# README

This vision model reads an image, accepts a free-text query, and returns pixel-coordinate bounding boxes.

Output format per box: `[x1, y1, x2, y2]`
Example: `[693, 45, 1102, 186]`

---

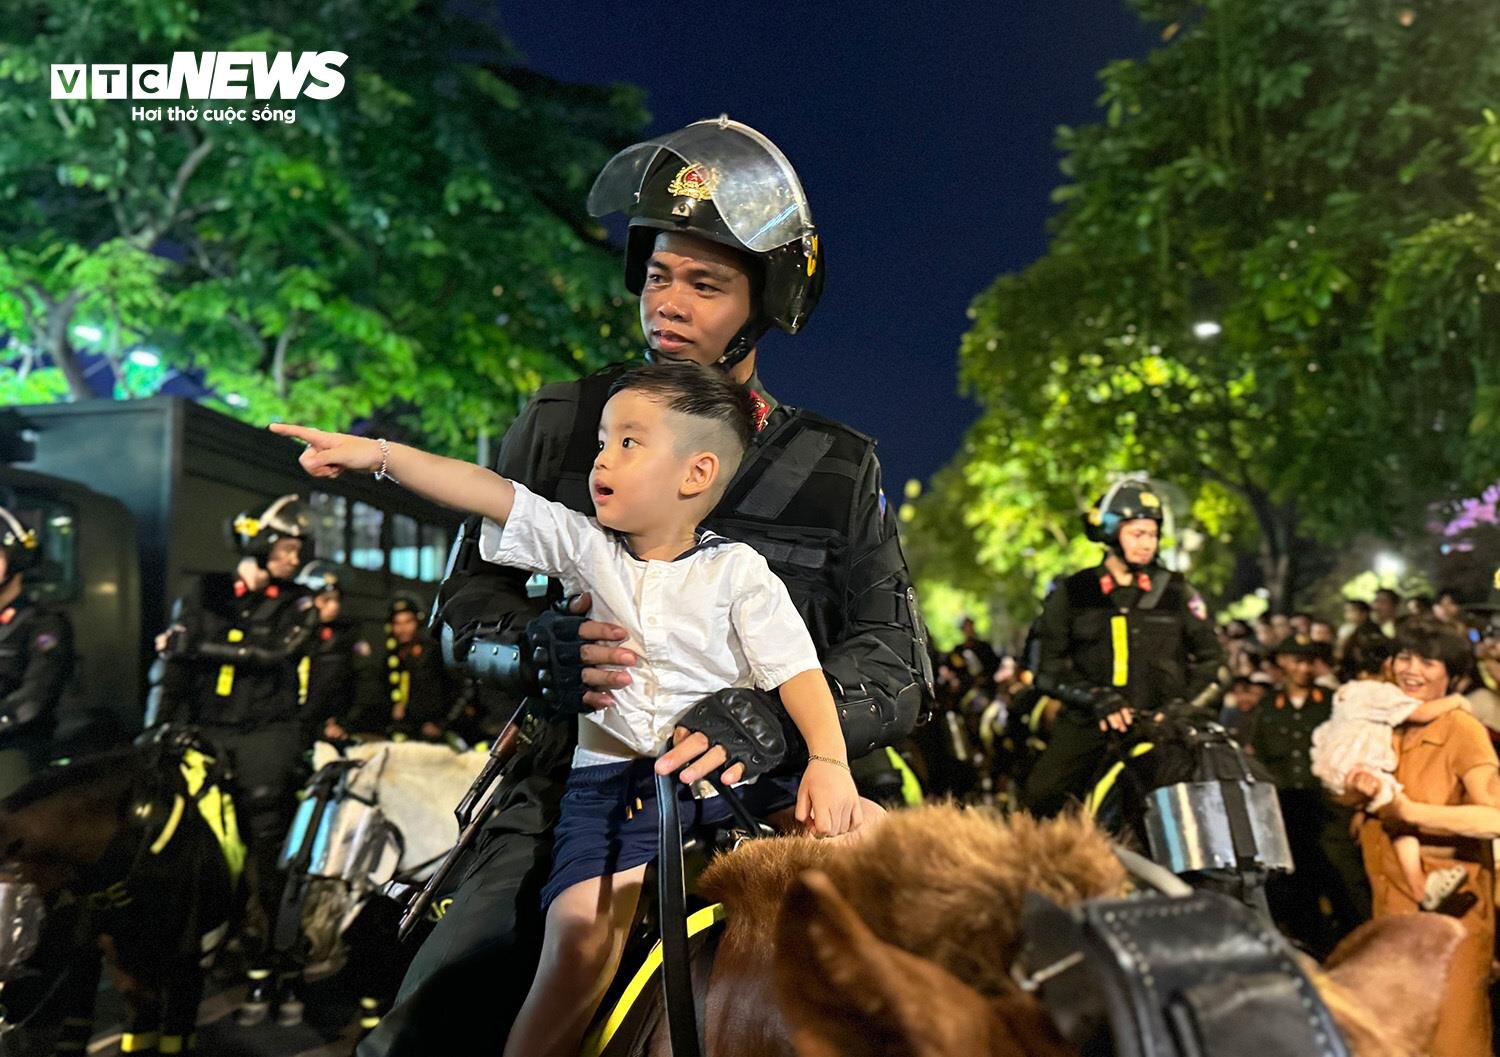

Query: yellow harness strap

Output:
[148, 795, 186, 855]
[580, 904, 726, 1057]
[1085, 742, 1155, 817]
[886, 746, 923, 806]
[178, 749, 248, 887]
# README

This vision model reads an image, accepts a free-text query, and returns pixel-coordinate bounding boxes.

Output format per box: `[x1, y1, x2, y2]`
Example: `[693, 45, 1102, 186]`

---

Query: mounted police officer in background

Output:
[148, 493, 319, 1022]
[1021, 477, 1223, 817]
[360, 115, 933, 1056]
[0, 505, 74, 798]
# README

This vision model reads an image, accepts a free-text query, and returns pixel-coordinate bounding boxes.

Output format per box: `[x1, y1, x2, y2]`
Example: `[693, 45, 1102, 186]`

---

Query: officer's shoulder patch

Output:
[32, 632, 59, 653]
[353, 641, 372, 658]
[1188, 592, 1208, 621]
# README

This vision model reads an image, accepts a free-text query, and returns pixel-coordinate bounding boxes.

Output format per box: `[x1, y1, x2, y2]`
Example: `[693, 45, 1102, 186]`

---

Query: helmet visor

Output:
[587, 118, 813, 253]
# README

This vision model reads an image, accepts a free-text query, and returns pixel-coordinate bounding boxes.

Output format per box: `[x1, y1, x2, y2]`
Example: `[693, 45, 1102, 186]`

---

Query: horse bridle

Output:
[1011, 845, 1352, 1057]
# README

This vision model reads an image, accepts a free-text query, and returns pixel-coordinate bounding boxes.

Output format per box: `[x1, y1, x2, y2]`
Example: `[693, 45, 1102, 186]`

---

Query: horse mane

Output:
[701, 803, 1127, 998]
[1, 746, 143, 812]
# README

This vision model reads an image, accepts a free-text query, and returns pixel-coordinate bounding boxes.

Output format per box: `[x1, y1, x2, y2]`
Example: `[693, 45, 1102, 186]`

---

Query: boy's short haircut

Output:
[608, 362, 757, 476]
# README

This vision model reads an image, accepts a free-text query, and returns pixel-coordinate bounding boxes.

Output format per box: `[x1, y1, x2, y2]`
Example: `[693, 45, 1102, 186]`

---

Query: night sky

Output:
[497, 2, 1154, 493]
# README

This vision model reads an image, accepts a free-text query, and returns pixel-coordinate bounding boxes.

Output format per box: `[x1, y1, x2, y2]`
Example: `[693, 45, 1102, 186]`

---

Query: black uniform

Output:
[383, 628, 455, 740]
[304, 617, 375, 741]
[1021, 563, 1223, 817]
[152, 573, 318, 924]
[360, 365, 932, 1056]
[0, 593, 73, 797]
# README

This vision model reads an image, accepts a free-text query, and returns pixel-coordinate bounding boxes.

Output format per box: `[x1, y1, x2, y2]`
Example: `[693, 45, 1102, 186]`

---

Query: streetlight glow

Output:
[1192, 320, 1222, 340]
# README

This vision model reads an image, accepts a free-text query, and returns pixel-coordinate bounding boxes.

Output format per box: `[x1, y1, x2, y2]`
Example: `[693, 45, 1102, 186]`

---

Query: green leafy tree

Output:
[923, 0, 1500, 617]
[0, 1, 645, 453]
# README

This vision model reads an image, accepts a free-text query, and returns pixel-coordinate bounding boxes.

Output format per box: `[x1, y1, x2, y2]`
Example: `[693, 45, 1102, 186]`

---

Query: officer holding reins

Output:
[360, 115, 933, 1055]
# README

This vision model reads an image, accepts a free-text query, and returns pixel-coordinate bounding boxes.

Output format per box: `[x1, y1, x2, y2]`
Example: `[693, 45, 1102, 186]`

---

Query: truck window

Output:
[390, 513, 420, 579]
[309, 492, 347, 564]
[350, 501, 384, 571]
[8, 491, 78, 603]
[420, 524, 449, 582]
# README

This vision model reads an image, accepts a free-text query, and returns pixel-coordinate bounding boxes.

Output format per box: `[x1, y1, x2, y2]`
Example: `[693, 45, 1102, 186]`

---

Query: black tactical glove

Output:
[523, 608, 590, 717]
[676, 687, 792, 781]
[1089, 687, 1133, 723]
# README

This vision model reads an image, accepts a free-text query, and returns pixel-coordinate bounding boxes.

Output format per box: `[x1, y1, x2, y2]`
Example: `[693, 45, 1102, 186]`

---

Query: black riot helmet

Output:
[1083, 476, 1166, 568]
[587, 115, 824, 373]
[0, 505, 39, 585]
[297, 560, 342, 598]
[230, 494, 314, 567]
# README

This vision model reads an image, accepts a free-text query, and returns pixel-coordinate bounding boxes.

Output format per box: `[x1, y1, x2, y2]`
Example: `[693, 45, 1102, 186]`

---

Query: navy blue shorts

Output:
[540, 757, 799, 911]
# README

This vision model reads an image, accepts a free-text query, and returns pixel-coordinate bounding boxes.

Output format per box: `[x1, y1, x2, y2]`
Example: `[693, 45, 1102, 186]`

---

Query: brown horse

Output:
[0, 738, 243, 1055]
[666, 804, 1463, 1057]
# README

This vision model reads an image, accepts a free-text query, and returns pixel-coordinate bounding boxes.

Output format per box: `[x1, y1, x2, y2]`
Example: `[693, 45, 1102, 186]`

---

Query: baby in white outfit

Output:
[1311, 678, 1466, 910]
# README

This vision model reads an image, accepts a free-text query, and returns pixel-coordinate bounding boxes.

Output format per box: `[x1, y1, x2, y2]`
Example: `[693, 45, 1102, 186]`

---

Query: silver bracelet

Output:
[374, 438, 399, 483]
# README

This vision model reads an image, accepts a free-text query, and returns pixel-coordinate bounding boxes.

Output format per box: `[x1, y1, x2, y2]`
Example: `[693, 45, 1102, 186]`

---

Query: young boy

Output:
[272, 362, 860, 1055]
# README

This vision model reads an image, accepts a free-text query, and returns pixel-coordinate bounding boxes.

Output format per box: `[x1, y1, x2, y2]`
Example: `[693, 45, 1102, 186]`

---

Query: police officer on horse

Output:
[148, 494, 320, 1021]
[359, 115, 933, 1055]
[1021, 477, 1223, 817]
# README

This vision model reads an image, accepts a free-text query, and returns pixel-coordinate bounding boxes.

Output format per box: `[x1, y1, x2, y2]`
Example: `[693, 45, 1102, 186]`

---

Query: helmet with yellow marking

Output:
[1083, 478, 1166, 549]
[588, 115, 824, 371]
[230, 494, 314, 565]
[0, 505, 39, 581]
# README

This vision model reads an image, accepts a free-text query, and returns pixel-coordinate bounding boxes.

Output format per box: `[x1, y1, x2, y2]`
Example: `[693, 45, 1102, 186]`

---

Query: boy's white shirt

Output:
[478, 482, 822, 765]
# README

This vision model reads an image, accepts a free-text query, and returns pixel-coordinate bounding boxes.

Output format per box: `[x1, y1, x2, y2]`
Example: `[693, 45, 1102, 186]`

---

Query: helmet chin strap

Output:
[713, 316, 769, 374]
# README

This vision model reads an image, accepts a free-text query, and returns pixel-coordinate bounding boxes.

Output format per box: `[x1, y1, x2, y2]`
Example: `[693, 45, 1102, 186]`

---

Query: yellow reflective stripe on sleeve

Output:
[1027, 697, 1050, 733]
[226, 628, 244, 643]
[1110, 615, 1129, 687]
[150, 795, 186, 854]
[159, 1034, 185, 1054]
[215, 664, 235, 696]
[1085, 742, 1155, 817]
[121, 1032, 160, 1052]
[298, 654, 310, 705]
[579, 904, 725, 1057]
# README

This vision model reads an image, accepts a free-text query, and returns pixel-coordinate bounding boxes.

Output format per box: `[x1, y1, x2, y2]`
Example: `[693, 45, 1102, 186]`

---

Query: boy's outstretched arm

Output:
[269, 423, 515, 523]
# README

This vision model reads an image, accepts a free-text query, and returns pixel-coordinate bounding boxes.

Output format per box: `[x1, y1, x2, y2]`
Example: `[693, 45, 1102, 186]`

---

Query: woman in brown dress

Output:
[1348, 617, 1496, 1057]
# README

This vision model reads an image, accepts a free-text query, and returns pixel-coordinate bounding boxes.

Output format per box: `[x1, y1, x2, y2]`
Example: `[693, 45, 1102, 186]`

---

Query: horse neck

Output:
[0, 773, 132, 892]
[353, 748, 480, 867]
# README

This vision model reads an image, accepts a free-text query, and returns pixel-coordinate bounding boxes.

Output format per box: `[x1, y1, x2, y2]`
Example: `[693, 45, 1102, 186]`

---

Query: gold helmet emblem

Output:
[666, 163, 720, 202]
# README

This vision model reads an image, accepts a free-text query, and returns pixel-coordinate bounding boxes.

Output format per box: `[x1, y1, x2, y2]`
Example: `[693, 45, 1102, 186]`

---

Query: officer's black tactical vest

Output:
[547, 366, 872, 662]
[1060, 566, 1195, 712]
